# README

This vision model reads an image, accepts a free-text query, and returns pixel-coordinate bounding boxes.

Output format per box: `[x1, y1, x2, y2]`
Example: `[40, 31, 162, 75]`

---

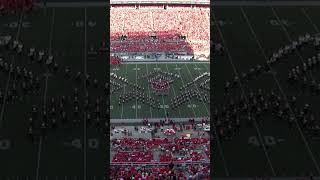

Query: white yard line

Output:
[120, 64, 128, 119]
[301, 8, 320, 33]
[145, 64, 153, 118]
[269, 6, 316, 82]
[278, 6, 320, 174]
[154, 64, 167, 117]
[221, 8, 276, 175]
[83, 7, 88, 180]
[174, 63, 197, 118]
[0, 12, 23, 128]
[36, 8, 56, 180]
[135, 64, 138, 119]
[165, 64, 182, 118]
[241, 6, 320, 175]
[43, 8, 55, 104]
[212, 11, 272, 177]
[184, 64, 210, 116]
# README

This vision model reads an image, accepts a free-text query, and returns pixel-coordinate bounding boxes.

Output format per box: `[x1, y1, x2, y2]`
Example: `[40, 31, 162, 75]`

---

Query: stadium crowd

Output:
[111, 137, 209, 163]
[110, 5, 210, 56]
[110, 119, 210, 179]
[110, 164, 210, 179]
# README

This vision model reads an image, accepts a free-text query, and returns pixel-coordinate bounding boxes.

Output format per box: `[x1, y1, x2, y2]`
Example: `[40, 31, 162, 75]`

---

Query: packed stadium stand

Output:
[110, 122, 211, 179]
[110, 4, 210, 61]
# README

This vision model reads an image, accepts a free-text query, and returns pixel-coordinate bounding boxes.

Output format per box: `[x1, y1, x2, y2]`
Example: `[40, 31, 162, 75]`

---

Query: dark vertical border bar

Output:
[210, 1, 214, 179]
[106, 0, 110, 179]
[84, 7, 88, 180]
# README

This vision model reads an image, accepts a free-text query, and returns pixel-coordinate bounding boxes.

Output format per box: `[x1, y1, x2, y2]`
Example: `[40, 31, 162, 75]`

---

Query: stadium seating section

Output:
[110, 5, 210, 56]
[111, 137, 209, 163]
[110, 136, 210, 179]
[110, 165, 210, 179]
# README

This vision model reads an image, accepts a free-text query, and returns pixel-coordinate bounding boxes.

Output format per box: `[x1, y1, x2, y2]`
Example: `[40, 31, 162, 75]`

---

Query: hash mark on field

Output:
[131, 105, 141, 109]
[166, 64, 182, 118]
[187, 104, 198, 108]
[216, 20, 233, 26]
[269, 19, 295, 27]
[160, 105, 169, 109]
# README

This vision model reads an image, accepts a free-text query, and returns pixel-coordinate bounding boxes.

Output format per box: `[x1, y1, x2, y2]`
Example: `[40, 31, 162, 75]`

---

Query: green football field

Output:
[110, 62, 210, 120]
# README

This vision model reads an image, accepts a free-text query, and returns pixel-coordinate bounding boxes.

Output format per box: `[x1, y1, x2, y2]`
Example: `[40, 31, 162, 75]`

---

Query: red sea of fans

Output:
[111, 131, 210, 178]
[110, 165, 210, 179]
[110, 55, 122, 65]
[112, 137, 209, 163]
[110, 5, 210, 55]
[110, 117, 210, 179]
